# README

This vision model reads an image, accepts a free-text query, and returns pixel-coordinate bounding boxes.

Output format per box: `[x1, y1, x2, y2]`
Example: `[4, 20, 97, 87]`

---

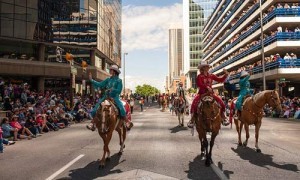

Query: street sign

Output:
[71, 66, 77, 75]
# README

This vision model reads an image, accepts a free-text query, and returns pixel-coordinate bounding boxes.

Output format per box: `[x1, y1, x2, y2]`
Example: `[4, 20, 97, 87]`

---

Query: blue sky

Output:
[122, 0, 183, 92]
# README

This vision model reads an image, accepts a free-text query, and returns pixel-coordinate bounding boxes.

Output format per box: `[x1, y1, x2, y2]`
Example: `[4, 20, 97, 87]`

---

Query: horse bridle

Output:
[199, 99, 220, 122]
[269, 91, 281, 109]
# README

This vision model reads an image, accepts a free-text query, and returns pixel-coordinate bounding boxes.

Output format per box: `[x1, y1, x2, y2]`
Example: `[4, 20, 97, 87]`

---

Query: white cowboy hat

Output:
[198, 61, 211, 69]
[240, 71, 249, 77]
[109, 65, 121, 74]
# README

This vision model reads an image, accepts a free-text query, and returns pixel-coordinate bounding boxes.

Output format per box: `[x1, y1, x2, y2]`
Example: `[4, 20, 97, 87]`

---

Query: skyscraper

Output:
[183, 0, 218, 89]
[168, 28, 184, 92]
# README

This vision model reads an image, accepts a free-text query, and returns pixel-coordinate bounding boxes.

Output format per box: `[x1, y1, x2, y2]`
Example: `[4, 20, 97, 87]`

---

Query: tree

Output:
[188, 87, 197, 94]
[135, 84, 160, 97]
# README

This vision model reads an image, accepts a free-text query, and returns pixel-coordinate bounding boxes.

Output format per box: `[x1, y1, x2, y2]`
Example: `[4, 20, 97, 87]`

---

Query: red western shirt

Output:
[197, 73, 228, 94]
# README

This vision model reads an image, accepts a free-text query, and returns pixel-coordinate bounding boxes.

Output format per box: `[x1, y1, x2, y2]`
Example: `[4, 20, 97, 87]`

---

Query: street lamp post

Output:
[123, 52, 128, 95]
[260, 0, 266, 90]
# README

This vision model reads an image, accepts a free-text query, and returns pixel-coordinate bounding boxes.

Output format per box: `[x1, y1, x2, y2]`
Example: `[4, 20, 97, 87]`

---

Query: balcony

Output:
[207, 8, 300, 65]
[210, 32, 300, 74]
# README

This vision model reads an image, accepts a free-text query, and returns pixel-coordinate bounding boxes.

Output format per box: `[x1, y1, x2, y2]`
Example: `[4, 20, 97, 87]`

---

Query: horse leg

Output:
[255, 122, 262, 153]
[203, 136, 210, 167]
[182, 113, 184, 126]
[238, 121, 244, 146]
[117, 123, 125, 155]
[243, 123, 250, 147]
[99, 133, 108, 169]
[234, 119, 240, 144]
[207, 132, 217, 166]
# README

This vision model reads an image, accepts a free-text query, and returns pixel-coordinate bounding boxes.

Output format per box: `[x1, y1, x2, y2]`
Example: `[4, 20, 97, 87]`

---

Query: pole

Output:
[260, 0, 266, 90]
[123, 52, 128, 95]
[70, 62, 74, 109]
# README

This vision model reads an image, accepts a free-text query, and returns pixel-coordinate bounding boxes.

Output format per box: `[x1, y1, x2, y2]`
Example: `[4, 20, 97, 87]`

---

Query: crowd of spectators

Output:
[0, 79, 94, 153]
[205, 2, 300, 62]
[264, 96, 300, 119]
[210, 25, 300, 72]
[226, 53, 298, 77]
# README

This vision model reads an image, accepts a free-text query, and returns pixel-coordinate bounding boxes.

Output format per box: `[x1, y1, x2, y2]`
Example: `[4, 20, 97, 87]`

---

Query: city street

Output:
[1, 103, 300, 180]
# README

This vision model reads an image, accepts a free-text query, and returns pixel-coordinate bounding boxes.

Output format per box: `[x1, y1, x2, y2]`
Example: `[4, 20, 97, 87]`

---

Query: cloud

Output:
[122, 75, 165, 93]
[122, 3, 183, 52]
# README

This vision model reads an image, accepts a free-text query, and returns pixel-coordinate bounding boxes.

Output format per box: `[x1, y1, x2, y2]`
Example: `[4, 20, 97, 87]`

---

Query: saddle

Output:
[99, 98, 119, 117]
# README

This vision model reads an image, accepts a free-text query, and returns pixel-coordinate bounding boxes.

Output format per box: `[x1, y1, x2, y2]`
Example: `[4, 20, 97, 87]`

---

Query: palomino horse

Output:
[94, 99, 127, 168]
[174, 97, 186, 126]
[195, 94, 222, 166]
[232, 90, 282, 152]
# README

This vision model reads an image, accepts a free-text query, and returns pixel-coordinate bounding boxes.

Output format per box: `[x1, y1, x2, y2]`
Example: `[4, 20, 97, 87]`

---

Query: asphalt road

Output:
[1, 102, 300, 180]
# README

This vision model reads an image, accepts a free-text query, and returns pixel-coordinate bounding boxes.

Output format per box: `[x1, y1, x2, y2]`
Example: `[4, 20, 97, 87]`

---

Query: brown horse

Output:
[160, 96, 168, 112]
[94, 99, 127, 168]
[233, 90, 282, 152]
[195, 95, 222, 166]
[173, 97, 186, 126]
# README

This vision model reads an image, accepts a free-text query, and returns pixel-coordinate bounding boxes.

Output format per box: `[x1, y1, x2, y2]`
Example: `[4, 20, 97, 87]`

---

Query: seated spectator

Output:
[36, 114, 50, 133]
[24, 116, 41, 136]
[1, 118, 27, 141]
[10, 115, 34, 139]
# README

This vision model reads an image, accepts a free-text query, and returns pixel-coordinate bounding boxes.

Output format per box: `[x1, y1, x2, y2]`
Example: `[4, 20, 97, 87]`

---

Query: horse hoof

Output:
[243, 142, 247, 147]
[256, 149, 261, 153]
[118, 151, 123, 156]
[98, 165, 105, 169]
[238, 142, 242, 146]
[205, 159, 211, 167]
[106, 157, 111, 162]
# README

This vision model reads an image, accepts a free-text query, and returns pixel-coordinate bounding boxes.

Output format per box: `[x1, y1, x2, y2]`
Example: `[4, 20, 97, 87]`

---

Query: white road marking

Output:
[45, 154, 85, 180]
[211, 163, 229, 180]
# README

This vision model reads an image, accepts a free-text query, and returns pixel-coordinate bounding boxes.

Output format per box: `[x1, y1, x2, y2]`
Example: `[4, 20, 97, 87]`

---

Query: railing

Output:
[207, 7, 300, 65]
[204, 3, 260, 59]
[53, 17, 97, 21]
[203, 0, 245, 46]
[53, 38, 97, 42]
[53, 27, 97, 32]
[203, 0, 223, 29]
[210, 32, 300, 73]
[226, 59, 300, 81]
[203, 0, 232, 37]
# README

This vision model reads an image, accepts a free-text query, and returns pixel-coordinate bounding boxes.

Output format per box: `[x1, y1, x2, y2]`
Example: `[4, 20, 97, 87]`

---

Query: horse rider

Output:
[176, 82, 189, 108]
[86, 65, 133, 131]
[235, 70, 254, 118]
[188, 61, 230, 127]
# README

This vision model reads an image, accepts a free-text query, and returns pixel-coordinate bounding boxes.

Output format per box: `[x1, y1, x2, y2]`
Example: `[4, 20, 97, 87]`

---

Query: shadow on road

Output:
[57, 153, 125, 180]
[169, 125, 188, 133]
[217, 161, 234, 179]
[185, 155, 221, 180]
[231, 147, 299, 172]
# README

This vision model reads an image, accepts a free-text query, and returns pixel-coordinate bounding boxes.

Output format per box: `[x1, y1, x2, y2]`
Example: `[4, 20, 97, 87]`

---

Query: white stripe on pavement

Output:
[45, 154, 85, 180]
[211, 163, 229, 180]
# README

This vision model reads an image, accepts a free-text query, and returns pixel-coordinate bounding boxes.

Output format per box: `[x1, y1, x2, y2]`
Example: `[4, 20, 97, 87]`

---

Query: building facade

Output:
[183, 0, 219, 89]
[202, 0, 300, 97]
[168, 28, 184, 92]
[0, 0, 121, 93]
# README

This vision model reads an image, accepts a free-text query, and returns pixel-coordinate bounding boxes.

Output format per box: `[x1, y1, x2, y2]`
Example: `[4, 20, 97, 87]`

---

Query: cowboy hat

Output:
[240, 71, 249, 77]
[12, 114, 19, 118]
[198, 61, 211, 69]
[109, 65, 121, 74]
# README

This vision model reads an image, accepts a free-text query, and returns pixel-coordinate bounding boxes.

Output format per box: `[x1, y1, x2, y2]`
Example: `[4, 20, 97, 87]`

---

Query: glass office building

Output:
[183, 0, 218, 89]
[0, 0, 122, 92]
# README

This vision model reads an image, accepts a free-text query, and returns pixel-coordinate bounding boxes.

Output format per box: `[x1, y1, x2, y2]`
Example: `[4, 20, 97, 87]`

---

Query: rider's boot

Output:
[188, 113, 196, 128]
[121, 116, 134, 131]
[221, 111, 230, 126]
[86, 122, 96, 131]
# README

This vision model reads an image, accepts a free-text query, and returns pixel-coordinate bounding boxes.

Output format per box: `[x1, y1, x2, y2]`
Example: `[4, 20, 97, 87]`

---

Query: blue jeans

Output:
[0, 138, 3, 152]
[91, 97, 126, 118]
